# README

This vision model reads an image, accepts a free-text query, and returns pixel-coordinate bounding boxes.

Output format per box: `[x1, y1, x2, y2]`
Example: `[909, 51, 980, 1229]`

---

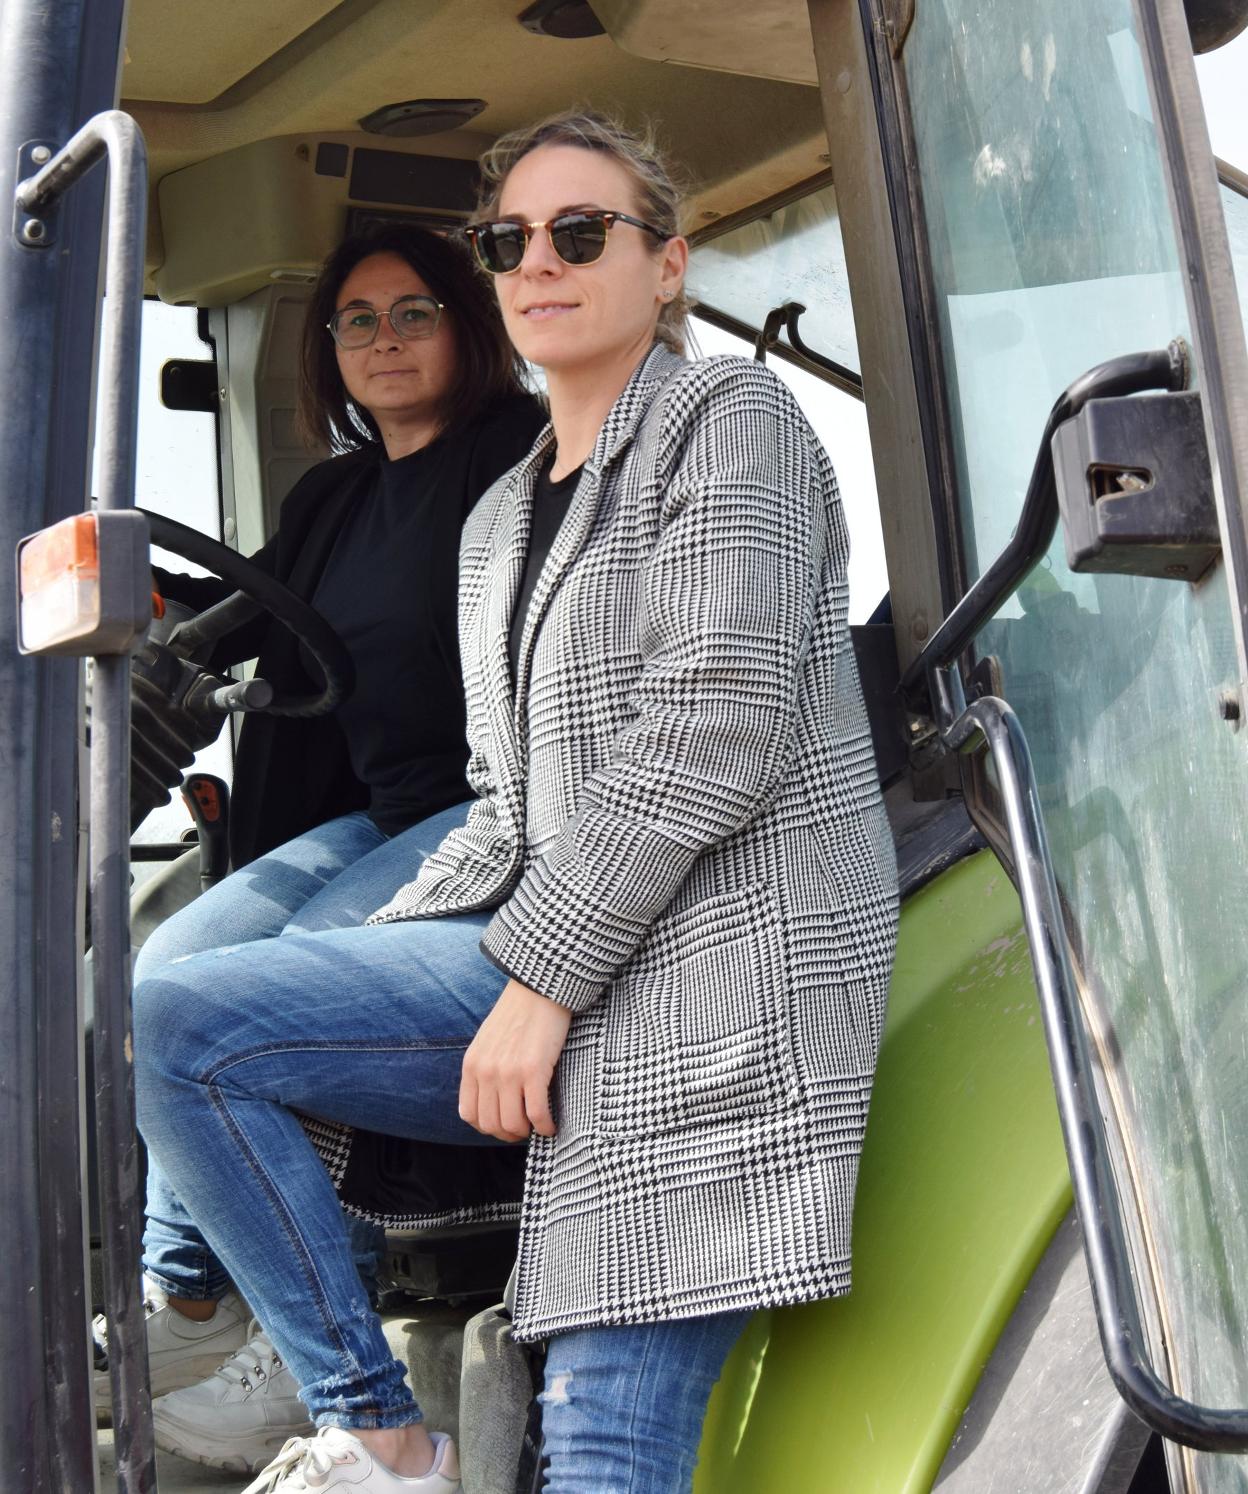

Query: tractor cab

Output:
[2, 1, 1247, 1491]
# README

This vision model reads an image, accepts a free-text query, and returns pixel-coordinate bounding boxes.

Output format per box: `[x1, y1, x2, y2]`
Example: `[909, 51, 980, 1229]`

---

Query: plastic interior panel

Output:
[693, 848, 1072, 1492]
[593, 0, 820, 84]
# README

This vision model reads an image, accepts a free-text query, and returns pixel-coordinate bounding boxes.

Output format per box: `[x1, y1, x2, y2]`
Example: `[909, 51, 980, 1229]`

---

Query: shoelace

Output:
[241, 1430, 359, 1493]
[215, 1325, 283, 1393]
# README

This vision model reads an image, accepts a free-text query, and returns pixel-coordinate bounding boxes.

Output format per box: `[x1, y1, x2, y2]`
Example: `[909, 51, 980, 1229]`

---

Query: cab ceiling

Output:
[123, 0, 829, 284]
[123, 0, 344, 104]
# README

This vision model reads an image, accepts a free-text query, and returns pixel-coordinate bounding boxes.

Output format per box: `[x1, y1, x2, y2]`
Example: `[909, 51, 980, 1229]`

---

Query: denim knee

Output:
[131, 965, 215, 1138]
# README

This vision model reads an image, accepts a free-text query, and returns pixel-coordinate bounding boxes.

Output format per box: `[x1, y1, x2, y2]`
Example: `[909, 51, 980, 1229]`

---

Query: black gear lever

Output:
[180, 773, 230, 890]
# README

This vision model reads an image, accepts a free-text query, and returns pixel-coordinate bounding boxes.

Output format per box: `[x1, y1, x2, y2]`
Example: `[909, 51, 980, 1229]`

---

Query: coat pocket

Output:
[597, 882, 801, 1137]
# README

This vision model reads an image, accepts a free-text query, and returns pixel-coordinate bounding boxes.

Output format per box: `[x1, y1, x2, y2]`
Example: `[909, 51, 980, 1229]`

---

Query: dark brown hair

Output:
[298, 222, 529, 451]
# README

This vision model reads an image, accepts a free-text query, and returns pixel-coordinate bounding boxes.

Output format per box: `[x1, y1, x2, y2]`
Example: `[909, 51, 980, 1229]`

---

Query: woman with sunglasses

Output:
[119, 224, 542, 1464]
[133, 112, 898, 1494]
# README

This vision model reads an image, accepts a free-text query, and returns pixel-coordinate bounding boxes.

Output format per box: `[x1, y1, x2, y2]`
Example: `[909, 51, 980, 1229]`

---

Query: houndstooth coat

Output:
[367, 343, 899, 1341]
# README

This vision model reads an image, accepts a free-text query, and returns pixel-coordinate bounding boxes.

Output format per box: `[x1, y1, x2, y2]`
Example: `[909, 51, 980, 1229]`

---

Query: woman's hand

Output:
[459, 978, 573, 1142]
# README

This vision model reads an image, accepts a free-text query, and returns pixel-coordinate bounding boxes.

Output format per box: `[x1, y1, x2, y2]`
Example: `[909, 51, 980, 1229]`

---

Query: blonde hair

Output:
[477, 109, 689, 355]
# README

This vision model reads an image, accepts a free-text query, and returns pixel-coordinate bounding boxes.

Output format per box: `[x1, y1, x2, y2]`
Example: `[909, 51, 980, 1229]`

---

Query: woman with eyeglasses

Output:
[119, 224, 542, 1464]
[144, 223, 543, 887]
[133, 112, 898, 1494]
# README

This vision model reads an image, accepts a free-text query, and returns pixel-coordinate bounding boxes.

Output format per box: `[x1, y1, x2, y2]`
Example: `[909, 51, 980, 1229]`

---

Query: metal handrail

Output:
[754, 300, 864, 398]
[899, 343, 1189, 707]
[942, 682, 1248, 1451]
[17, 110, 157, 1492]
[691, 296, 865, 401]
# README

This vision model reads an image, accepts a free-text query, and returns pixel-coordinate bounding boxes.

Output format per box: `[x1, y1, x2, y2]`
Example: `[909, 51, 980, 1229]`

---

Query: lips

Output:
[519, 302, 577, 319]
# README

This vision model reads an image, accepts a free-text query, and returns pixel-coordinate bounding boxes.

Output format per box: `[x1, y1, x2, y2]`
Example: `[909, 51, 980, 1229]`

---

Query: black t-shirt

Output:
[308, 411, 541, 836]
[508, 457, 583, 682]
[154, 393, 545, 863]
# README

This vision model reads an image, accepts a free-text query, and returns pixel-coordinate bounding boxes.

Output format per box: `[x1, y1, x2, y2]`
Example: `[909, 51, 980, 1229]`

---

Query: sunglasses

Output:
[327, 294, 444, 350]
[463, 210, 668, 275]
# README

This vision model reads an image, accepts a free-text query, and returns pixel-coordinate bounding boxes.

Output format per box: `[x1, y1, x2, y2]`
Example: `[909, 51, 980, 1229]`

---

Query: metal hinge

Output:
[880, 0, 915, 55]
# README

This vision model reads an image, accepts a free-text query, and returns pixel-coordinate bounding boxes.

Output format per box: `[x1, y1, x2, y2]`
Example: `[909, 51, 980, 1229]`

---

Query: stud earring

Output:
[661, 289, 676, 300]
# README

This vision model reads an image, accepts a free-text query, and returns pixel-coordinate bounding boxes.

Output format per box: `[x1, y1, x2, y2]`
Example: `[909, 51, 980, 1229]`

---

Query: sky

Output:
[1195, 27, 1248, 166]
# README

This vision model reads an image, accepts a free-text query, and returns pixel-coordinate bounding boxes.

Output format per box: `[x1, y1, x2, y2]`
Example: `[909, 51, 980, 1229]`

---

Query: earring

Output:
[661, 289, 676, 300]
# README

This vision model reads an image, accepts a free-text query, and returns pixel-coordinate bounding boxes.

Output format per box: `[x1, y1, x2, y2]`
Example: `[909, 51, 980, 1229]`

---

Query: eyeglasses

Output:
[327, 294, 444, 349]
[463, 210, 668, 275]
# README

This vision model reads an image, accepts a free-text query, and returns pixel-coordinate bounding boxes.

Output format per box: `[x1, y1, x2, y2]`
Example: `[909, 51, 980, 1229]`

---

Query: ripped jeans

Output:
[539, 1312, 750, 1492]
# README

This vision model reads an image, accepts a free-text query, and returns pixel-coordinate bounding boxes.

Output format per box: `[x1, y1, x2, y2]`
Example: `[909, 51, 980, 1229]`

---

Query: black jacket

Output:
[157, 394, 545, 868]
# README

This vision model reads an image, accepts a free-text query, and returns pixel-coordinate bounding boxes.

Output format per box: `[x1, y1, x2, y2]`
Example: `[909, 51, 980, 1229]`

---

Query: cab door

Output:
[0, 0, 131, 1488]
[863, 0, 1248, 1488]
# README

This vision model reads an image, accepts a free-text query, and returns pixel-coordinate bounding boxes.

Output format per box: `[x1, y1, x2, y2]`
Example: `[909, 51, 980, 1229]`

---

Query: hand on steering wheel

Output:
[126, 510, 355, 831]
[142, 509, 354, 718]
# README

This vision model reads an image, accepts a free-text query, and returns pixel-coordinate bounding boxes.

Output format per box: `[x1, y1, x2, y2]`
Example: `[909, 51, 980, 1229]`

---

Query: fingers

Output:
[474, 1085, 509, 1144]
[460, 1050, 535, 1143]
[457, 1059, 480, 1134]
[475, 1067, 537, 1143]
[497, 1084, 531, 1143]
[458, 981, 571, 1142]
[525, 1075, 555, 1137]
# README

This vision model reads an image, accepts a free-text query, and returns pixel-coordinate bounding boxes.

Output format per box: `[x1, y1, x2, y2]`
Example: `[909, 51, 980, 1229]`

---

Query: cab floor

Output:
[97, 1430, 237, 1490]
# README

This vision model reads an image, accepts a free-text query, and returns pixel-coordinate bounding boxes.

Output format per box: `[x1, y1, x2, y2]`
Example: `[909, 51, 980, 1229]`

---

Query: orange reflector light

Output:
[19, 514, 104, 652]
[17, 510, 152, 656]
[20, 512, 100, 590]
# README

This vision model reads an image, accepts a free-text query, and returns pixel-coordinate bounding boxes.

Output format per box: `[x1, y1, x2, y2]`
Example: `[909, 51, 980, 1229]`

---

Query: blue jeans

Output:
[135, 805, 474, 1305]
[132, 798, 751, 1485]
[539, 1313, 749, 1492]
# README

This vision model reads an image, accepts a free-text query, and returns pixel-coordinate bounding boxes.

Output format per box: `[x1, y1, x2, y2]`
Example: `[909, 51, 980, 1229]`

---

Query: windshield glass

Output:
[686, 183, 859, 376]
[902, 1, 1248, 1478]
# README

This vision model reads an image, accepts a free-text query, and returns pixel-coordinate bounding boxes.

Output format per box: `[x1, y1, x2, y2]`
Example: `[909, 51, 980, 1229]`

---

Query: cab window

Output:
[102, 300, 233, 856]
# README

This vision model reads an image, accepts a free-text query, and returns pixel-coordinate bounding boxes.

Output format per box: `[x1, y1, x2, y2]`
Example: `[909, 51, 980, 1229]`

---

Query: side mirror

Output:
[1051, 388, 1220, 583]
[1183, 0, 1248, 54]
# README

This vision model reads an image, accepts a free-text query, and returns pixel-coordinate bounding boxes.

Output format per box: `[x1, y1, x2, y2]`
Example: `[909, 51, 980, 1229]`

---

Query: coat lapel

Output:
[480, 430, 554, 787]
[510, 463, 595, 734]
[510, 345, 687, 729]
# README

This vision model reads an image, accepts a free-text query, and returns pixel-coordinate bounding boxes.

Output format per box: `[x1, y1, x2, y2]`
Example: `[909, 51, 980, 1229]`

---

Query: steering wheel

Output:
[142, 509, 354, 719]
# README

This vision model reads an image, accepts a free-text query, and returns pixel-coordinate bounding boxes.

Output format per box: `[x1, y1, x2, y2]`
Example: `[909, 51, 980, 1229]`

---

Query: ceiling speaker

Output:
[358, 99, 488, 137]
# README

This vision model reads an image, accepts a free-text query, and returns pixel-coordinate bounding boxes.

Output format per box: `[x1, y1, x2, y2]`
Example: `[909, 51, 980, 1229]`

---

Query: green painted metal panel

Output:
[694, 848, 1072, 1492]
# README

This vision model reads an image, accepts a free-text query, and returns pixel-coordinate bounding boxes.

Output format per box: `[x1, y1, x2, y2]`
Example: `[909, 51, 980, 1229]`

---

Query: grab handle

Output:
[17, 109, 157, 1493]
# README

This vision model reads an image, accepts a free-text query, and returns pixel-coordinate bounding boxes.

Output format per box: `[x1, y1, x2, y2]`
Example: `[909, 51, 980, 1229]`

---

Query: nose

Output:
[372, 316, 403, 351]
[520, 224, 563, 277]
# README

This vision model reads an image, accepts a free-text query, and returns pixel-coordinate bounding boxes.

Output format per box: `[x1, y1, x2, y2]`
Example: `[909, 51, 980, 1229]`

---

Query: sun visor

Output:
[154, 133, 485, 307]
[593, 0, 819, 86]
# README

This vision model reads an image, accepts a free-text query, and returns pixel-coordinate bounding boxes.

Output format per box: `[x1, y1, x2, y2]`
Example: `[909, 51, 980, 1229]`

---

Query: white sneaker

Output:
[240, 1426, 461, 1492]
[152, 1323, 313, 1473]
[93, 1278, 249, 1421]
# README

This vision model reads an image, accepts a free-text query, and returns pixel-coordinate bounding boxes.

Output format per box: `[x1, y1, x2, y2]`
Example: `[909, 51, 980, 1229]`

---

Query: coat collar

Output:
[497, 341, 687, 485]
[583, 342, 687, 477]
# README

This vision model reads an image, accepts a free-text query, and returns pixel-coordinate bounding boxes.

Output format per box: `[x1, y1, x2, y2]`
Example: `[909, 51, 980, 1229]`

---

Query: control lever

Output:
[180, 774, 230, 891]
[202, 677, 274, 713]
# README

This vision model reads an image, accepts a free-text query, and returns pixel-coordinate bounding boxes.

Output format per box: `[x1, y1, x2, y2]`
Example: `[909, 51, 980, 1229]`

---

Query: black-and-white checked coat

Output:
[367, 343, 899, 1341]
